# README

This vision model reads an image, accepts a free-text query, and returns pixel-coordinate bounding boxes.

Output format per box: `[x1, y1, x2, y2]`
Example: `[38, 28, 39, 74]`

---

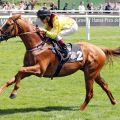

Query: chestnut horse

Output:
[0, 14, 120, 111]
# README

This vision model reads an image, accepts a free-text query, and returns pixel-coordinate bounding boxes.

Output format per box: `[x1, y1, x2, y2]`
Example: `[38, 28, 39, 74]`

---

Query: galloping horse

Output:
[0, 14, 120, 111]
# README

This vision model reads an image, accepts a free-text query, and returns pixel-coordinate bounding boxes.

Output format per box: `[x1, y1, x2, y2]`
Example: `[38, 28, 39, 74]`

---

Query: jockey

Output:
[36, 9, 78, 57]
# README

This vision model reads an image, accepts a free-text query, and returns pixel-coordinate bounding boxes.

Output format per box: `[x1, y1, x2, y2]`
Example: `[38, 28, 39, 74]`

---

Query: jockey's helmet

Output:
[37, 9, 51, 20]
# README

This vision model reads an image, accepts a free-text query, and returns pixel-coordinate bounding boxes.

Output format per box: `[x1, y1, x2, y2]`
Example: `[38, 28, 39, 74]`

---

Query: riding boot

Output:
[58, 39, 69, 59]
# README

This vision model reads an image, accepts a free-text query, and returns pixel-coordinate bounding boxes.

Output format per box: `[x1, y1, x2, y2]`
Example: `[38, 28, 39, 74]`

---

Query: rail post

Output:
[86, 14, 90, 40]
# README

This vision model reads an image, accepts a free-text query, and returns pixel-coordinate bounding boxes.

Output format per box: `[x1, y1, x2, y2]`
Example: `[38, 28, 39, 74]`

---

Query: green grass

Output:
[0, 26, 120, 120]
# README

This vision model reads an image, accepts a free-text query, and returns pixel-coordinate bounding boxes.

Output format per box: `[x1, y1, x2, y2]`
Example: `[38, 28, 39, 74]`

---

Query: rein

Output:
[0, 17, 39, 40]
[10, 18, 37, 37]
[27, 38, 48, 52]
[18, 30, 48, 52]
[0, 17, 48, 52]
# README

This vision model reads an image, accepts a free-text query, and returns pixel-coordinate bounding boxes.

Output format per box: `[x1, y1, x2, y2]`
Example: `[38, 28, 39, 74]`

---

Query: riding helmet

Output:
[37, 9, 51, 20]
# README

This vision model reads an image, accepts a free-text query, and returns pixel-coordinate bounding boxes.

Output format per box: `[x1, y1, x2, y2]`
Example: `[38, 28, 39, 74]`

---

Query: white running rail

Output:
[1, 9, 120, 40]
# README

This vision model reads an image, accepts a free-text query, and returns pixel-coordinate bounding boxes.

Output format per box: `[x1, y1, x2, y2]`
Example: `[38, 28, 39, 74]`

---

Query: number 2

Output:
[77, 51, 83, 61]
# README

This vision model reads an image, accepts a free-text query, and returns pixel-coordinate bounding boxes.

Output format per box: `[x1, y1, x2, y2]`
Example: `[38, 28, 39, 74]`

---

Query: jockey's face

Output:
[41, 16, 50, 24]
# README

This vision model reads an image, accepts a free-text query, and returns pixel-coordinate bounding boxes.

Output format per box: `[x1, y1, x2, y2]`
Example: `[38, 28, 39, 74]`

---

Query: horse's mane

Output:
[10, 14, 21, 20]
[10, 14, 36, 30]
[9, 14, 47, 45]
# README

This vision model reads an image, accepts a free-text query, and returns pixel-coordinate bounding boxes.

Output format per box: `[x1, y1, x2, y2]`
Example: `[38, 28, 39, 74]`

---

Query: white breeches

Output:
[56, 22, 78, 41]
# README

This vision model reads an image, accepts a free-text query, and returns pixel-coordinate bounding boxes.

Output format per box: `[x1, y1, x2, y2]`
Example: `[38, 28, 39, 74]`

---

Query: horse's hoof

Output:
[80, 104, 86, 111]
[112, 100, 117, 105]
[9, 94, 17, 99]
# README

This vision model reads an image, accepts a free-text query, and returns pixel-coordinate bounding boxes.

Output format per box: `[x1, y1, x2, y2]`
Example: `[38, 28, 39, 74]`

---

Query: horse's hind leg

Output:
[80, 62, 105, 111]
[80, 71, 95, 111]
[95, 74, 117, 105]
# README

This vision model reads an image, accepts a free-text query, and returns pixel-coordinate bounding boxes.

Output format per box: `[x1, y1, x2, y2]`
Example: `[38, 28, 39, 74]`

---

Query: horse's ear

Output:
[17, 14, 22, 19]
[11, 14, 22, 20]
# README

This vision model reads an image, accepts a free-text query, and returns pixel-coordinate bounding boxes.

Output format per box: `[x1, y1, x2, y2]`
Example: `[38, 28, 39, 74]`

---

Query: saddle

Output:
[49, 39, 83, 78]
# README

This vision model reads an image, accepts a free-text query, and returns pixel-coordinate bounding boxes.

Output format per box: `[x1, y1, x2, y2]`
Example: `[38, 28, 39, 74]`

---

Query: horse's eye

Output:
[3, 24, 10, 30]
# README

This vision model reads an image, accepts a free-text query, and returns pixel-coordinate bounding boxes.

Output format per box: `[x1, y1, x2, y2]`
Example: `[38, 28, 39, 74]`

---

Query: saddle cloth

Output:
[50, 41, 84, 78]
[66, 43, 83, 63]
[51, 43, 83, 63]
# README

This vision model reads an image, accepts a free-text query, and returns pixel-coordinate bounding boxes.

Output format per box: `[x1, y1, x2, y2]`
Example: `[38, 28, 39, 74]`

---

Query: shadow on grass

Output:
[0, 106, 79, 115]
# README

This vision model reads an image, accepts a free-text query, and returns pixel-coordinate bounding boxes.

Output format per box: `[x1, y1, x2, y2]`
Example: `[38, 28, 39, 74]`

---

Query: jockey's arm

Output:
[45, 17, 60, 39]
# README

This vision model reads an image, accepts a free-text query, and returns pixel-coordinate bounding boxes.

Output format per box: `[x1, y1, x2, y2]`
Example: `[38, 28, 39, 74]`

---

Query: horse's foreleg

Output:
[20, 64, 41, 75]
[0, 77, 15, 94]
[10, 64, 41, 99]
[95, 75, 117, 105]
[9, 72, 29, 99]
[0, 72, 28, 95]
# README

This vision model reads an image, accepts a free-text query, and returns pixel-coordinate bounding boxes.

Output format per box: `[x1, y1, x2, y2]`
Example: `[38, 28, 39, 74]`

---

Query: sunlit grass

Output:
[0, 26, 120, 120]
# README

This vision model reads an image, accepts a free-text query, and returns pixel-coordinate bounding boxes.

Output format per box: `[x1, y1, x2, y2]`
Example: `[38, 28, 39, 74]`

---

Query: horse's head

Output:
[0, 14, 28, 41]
[0, 14, 47, 50]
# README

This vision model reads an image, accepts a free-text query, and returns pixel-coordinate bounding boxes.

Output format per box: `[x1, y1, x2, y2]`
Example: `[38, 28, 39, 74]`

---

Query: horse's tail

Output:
[101, 47, 120, 59]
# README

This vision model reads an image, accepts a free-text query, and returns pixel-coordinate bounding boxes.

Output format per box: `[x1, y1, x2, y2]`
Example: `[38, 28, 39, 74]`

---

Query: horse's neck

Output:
[19, 24, 42, 50]
[20, 33, 41, 50]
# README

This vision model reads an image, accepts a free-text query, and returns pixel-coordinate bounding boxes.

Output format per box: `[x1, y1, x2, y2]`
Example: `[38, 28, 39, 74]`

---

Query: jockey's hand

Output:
[39, 28, 46, 35]
[35, 25, 40, 32]
[35, 26, 46, 36]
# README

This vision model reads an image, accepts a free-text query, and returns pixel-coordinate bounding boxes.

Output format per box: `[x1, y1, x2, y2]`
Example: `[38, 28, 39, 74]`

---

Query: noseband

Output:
[0, 18, 24, 41]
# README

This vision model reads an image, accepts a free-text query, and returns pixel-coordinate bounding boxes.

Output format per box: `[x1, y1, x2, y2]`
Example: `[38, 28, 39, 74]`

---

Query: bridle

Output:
[0, 18, 20, 41]
[0, 17, 38, 41]
[0, 17, 48, 52]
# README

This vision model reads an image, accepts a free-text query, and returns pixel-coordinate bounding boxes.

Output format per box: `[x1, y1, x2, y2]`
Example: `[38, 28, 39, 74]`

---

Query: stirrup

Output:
[62, 52, 69, 61]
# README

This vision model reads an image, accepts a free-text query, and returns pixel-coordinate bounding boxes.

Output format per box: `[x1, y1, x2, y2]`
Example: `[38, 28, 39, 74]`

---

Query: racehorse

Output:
[0, 14, 120, 111]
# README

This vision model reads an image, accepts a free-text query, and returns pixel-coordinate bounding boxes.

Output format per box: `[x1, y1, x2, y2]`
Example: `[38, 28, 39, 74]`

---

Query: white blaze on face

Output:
[1, 19, 8, 28]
